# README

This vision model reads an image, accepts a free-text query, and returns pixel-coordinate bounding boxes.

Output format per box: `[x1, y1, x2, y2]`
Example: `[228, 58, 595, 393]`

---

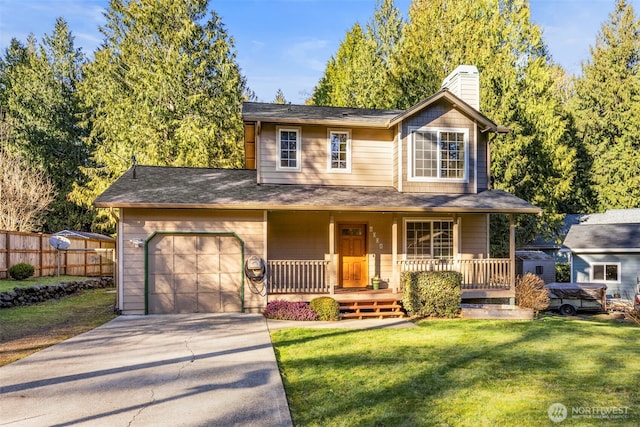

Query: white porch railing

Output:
[266, 258, 511, 294]
[398, 258, 511, 290]
[267, 260, 330, 293]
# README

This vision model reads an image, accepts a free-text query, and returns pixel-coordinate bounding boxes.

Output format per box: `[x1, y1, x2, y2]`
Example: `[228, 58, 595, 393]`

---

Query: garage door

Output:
[147, 233, 243, 314]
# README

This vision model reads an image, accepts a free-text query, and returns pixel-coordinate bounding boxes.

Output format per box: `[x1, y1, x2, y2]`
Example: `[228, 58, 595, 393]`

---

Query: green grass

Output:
[0, 287, 117, 366]
[0, 275, 91, 292]
[271, 317, 640, 426]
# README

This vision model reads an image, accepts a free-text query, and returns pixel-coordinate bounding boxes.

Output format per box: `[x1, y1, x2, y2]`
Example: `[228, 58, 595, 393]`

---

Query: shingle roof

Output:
[582, 209, 640, 225]
[563, 223, 640, 251]
[94, 166, 540, 213]
[242, 89, 508, 132]
[242, 102, 402, 128]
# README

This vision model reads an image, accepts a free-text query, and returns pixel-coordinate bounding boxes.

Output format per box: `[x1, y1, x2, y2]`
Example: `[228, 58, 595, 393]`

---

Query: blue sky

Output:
[0, 0, 632, 104]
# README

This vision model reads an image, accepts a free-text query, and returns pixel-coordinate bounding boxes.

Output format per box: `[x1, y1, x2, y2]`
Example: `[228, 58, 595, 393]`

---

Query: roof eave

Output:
[242, 116, 391, 128]
[94, 201, 541, 214]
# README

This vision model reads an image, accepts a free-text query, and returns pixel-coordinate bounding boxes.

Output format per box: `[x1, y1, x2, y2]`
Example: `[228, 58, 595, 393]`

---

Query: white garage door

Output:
[147, 233, 243, 314]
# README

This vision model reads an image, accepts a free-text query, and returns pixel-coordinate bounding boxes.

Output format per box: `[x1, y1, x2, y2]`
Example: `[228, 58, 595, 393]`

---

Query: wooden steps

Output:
[338, 299, 405, 319]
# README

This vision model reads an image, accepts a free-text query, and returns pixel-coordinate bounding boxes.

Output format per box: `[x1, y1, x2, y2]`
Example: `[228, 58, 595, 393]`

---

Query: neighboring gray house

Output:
[563, 209, 640, 301]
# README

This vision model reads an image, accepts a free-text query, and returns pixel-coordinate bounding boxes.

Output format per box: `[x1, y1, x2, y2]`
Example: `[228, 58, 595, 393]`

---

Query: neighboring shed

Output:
[515, 251, 555, 284]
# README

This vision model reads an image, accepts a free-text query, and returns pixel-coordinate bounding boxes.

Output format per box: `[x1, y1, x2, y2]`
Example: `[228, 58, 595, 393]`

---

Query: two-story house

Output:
[95, 65, 540, 315]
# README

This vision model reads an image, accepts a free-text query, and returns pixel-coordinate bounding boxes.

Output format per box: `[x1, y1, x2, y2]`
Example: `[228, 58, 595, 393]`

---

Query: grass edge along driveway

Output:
[271, 317, 640, 427]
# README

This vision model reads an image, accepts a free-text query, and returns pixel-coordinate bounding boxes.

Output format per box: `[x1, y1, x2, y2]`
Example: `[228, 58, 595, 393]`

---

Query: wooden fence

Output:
[0, 230, 115, 279]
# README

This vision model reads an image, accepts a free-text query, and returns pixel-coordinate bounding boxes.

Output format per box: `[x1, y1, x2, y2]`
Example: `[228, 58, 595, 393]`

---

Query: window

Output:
[591, 262, 621, 283]
[276, 127, 301, 171]
[408, 127, 468, 181]
[404, 219, 454, 259]
[328, 129, 351, 172]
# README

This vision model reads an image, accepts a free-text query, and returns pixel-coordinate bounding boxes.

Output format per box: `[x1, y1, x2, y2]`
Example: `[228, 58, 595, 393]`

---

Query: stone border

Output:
[0, 277, 114, 309]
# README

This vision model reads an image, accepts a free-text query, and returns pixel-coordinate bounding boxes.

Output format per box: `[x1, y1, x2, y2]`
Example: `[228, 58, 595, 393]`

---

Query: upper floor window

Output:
[328, 129, 351, 172]
[277, 127, 301, 171]
[408, 127, 468, 182]
[404, 219, 454, 259]
[590, 262, 621, 283]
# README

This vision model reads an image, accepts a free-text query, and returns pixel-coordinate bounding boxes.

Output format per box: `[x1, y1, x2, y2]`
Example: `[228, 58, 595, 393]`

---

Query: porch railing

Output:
[398, 258, 511, 290]
[268, 260, 330, 293]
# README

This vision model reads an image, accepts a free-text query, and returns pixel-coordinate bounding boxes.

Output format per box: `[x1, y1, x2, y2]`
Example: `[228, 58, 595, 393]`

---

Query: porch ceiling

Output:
[94, 166, 540, 214]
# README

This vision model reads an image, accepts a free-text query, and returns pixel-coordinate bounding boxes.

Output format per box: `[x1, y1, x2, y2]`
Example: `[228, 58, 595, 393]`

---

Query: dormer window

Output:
[276, 127, 301, 171]
[408, 127, 468, 182]
[327, 129, 351, 173]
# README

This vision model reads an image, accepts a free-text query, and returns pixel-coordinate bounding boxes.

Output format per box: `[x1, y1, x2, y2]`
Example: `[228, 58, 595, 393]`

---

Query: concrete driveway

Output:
[0, 313, 293, 427]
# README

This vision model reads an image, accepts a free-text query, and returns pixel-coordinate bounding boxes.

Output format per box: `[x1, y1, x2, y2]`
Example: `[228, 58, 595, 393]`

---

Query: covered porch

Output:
[265, 212, 520, 301]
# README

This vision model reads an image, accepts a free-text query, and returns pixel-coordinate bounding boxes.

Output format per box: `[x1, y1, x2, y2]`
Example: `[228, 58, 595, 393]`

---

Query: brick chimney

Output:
[441, 65, 480, 111]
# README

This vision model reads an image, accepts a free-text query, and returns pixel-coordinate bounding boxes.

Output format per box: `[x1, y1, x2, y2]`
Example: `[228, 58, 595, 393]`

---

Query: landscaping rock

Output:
[0, 277, 114, 309]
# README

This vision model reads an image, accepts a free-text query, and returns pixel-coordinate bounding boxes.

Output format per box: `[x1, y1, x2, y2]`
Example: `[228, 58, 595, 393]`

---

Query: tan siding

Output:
[268, 212, 330, 259]
[120, 208, 265, 315]
[459, 214, 489, 258]
[400, 101, 478, 194]
[477, 132, 488, 190]
[259, 123, 394, 186]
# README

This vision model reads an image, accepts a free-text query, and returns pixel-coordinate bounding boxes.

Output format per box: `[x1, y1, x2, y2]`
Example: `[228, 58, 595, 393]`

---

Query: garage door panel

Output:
[150, 236, 173, 252]
[197, 292, 221, 312]
[198, 273, 220, 292]
[220, 254, 242, 273]
[174, 274, 197, 293]
[219, 237, 242, 254]
[175, 293, 197, 313]
[221, 289, 242, 311]
[150, 254, 173, 274]
[197, 236, 220, 254]
[173, 254, 197, 273]
[197, 254, 220, 273]
[149, 274, 174, 293]
[173, 236, 196, 253]
[149, 293, 174, 314]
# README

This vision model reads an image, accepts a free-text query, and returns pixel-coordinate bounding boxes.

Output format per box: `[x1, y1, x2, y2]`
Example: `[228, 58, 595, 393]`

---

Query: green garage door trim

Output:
[144, 231, 245, 314]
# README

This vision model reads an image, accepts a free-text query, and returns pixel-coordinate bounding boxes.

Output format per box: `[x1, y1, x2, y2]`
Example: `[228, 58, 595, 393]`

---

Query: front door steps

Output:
[338, 298, 405, 319]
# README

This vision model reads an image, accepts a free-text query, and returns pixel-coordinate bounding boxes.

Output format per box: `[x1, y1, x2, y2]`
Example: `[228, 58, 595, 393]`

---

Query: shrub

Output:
[401, 271, 461, 318]
[515, 273, 550, 313]
[555, 263, 571, 282]
[310, 296, 340, 321]
[8, 263, 35, 280]
[263, 300, 319, 321]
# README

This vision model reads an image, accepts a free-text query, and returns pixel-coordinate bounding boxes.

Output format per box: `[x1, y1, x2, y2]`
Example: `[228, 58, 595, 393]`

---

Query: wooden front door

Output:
[339, 224, 368, 288]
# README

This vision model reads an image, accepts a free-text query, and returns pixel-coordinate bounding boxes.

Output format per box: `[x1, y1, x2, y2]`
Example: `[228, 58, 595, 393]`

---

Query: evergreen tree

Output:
[74, 0, 247, 230]
[310, 0, 402, 108]
[273, 88, 287, 104]
[389, 0, 583, 250]
[0, 19, 92, 232]
[572, 0, 640, 210]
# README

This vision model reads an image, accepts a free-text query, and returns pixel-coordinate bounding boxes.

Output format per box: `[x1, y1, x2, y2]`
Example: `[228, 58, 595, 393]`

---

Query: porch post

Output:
[392, 216, 398, 293]
[329, 214, 335, 294]
[509, 214, 516, 303]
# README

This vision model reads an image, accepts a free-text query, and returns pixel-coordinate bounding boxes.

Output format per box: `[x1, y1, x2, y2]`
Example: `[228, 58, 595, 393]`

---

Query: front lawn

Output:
[271, 317, 640, 426]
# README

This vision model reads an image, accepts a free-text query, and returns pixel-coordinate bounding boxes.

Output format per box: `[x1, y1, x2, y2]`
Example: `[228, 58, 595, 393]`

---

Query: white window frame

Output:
[407, 126, 469, 183]
[590, 262, 621, 283]
[403, 218, 455, 260]
[327, 129, 352, 173]
[276, 126, 301, 171]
